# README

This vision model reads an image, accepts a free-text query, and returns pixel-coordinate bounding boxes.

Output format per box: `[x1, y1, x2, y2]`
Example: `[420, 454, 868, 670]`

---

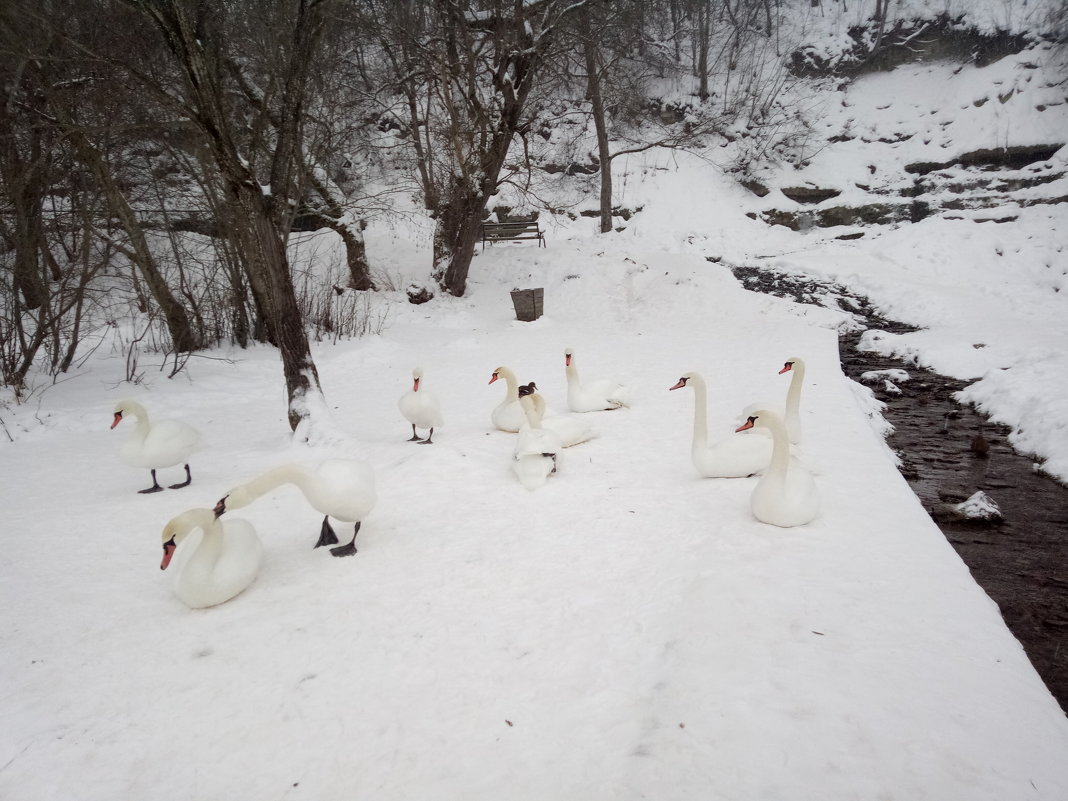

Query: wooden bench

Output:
[481, 219, 545, 250]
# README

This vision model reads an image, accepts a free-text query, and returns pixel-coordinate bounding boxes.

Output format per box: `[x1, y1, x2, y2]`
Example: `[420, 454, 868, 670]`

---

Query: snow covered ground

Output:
[3, 26, 1068, 801]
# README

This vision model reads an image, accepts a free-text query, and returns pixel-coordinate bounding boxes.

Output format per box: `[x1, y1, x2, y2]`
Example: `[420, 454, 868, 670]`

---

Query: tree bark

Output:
[0, 81, 49, 310]
[302, 169, 375, 291]
[581, 11, 614, 234]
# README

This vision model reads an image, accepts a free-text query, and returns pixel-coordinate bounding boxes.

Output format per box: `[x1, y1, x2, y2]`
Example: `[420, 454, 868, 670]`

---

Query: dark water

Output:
[730, 264, 1068, 713]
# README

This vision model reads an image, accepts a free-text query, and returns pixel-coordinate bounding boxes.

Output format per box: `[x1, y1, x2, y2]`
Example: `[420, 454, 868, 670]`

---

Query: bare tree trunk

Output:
[125, 0, 327, 431]
[302, 169, 375, 290]
[581, 12, 613, 234]
[323, 216, 374, 291]
[230, 187, 321, 429]
[696, 0, 713, 101]
[0, 84, 49, 310]
[432, 182, 484, 296]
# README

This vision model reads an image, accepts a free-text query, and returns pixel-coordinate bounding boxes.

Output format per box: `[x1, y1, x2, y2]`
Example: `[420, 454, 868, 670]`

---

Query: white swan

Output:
[742, 357, 805, 444]
[564, 348, 630, 412]
[669, 372, 772, 478]
[489, 366, 526, 432]
[512, 394, 562, 490]
[735, 409, 819, 527]
[111, 399, 203, 494]
[520, 392, 597, 448]
[213, 459, 376, 557]
[399, 367, 443, 443]
[160, 507, 262, 609]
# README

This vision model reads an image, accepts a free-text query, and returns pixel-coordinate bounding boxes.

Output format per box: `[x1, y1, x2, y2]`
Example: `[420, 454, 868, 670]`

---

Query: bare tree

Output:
[121, 0, 333, 431]
[377, 0, 589, 297]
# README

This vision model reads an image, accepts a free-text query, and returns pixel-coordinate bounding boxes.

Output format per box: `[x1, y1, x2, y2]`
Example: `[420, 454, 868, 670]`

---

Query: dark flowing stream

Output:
[729, 264, 1068, 713]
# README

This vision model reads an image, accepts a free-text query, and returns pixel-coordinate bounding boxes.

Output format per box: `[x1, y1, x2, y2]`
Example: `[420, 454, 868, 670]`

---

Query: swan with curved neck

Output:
[669, 372, 772, 477]
[160, 508, 262, 609]
[488, 366, 526, 432]
[564, 348, 630, 412]
[213, 459, 376, 558]
[735, 409, 819, 527]
[399, 367, 443, 443]
[111, 399, 202, 494]
[512, 394, 562, 489]
[520, 392, 597, 448]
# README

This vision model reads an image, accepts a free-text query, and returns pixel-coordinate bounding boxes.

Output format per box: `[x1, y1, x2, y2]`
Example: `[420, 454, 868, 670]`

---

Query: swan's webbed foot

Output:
[329, 522, 361, 558]
[407, 424, 422, 442]
[139, 469, 164, 494]
[314, 516, 339, 548]
[418, 428, 435, 445]
[168, 464, 193, 490]
[329, 541, 358, 557]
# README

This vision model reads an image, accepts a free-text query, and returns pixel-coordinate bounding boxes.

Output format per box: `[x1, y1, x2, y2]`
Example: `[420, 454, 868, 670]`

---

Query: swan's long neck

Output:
[565, 362, 579, 388]
[764, 414, 792, 477]
[688, 375, 709, 453]
[499, 368, 519, 401]
[782, 360, 804, 444]
[227, 464, 311, 509]
[785, 361, 805, 417]
[126, 402, 150, 439]
[168, 509, 221, 563]
[520, 395, 543, 429]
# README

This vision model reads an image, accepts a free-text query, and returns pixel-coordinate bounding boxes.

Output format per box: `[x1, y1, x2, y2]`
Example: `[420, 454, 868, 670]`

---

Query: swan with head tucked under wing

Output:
[111, 399, 203, 494]
[512, 394, 562, 490]
[735, 409, 819, 527]
[399, 367, 443, 443]
[488, 366, 527, 432]
[742, 358, 806, 445]
[519, 392, 597, 448]
[160, 507, 262, 609]
[564, 348, 630, 412]
[213, 459, 376, 558]
[669, 372, 773, 478]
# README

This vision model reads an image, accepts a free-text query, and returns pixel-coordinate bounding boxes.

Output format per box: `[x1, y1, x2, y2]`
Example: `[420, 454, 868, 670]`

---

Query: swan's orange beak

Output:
[488, 373, 499, 385]
[413, 378, 420, 391]
[735, 416, 757, 433]
[161, 537, 176, 570]
[111, 412, 123, 429]
[669, 378, 687, 391]
[565, 354, 572, 366]
[779, 362, 793, 374]
[213, 498, 227, 518]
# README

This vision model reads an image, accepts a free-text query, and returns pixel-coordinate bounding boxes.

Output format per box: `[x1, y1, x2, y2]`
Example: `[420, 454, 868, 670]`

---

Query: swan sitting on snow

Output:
[488, 366, 527, 432]
[111, 399, 203, 494]
[160, 507, 262, 609]
[213, 459, 376, 557]
[669, 372, 772, 478]
[735, 409, 819, 527]
[564, 348, 630, 412]
[399, 367, 443, 443]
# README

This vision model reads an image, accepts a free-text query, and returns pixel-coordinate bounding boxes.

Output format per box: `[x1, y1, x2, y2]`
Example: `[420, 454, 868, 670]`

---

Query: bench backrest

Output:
[482, 220, 540, 234]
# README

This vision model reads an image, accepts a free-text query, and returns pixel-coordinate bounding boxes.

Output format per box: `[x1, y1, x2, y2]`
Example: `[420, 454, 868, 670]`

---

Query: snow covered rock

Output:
[933, 490, 1003, 524]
